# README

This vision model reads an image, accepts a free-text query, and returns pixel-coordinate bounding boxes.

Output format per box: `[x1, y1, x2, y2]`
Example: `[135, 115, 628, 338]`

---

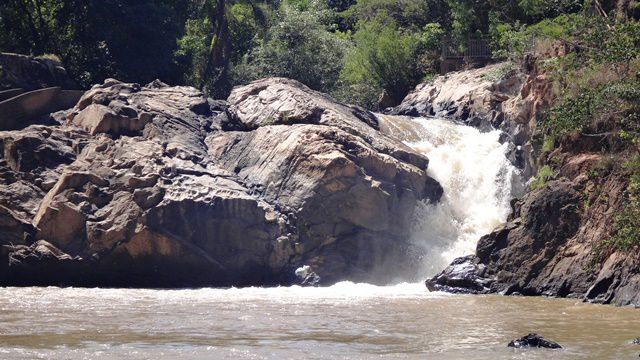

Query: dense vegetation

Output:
[495, 7, 640, 252]
[2, 0, 619, 108]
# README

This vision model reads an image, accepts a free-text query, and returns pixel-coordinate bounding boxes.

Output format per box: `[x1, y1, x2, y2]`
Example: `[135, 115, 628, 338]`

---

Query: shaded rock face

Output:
[0, 53, 77, 91]
[390, 59, 552, 179]
[0, 77, 442, 287]
[427, 180, 582, 296]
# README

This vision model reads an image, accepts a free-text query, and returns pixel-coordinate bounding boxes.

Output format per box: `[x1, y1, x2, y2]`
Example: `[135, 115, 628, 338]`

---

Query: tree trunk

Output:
[200, 0, 231, 97]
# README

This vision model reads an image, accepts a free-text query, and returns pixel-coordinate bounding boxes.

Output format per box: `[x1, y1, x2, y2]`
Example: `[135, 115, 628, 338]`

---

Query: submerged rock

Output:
[0, 77, 442, 287]
[508, 333, 562, 349]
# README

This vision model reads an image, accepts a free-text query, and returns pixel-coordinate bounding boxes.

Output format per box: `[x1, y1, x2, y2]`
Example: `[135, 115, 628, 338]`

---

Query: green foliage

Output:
[529, 165, 554, 190]
[583, 21, 640, 75]
[0, 0, 625, 108]
[176, 17, 213, 91]
[611, 156, 640, 250]
[541, 135, 555, 153]
[0, 0, 191, 87]
[338, 19, 413, 107]
[544, 78, 640, 138]
[517, 0, 582, 19]
[490, 13, 583, 59]
[232, 4, 348, 94]
[337, 18, 442, 108]
[495, 15, 640, 143]
[345, 0, 446, 30]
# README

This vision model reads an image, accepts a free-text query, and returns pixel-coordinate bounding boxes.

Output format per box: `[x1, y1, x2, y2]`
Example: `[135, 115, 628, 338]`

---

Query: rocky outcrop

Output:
[0, 77, 442, 287]
[0, 53, 77, 91]
[390, 59, 554, 179]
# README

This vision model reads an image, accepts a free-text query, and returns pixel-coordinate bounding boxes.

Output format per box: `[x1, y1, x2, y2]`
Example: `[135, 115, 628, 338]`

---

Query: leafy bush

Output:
[345, 0, 443, 29]
[480, 62, 517, 81]
[611, 156, 640, 250]
[541, 135, 555, 153]
[337, 18, 442, 108]
[544, 78, 640, 138]
[529, 165, 554, 190]
[490, 13, 583, 60]
[232, 4, 348, 94]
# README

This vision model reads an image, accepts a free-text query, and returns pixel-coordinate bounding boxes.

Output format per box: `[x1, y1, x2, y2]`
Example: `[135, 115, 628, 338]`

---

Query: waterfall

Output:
[381, 115, 524, 278]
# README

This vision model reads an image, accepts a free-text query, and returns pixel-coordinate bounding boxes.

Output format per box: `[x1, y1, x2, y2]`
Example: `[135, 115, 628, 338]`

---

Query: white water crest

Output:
[401, 117, 524, 277]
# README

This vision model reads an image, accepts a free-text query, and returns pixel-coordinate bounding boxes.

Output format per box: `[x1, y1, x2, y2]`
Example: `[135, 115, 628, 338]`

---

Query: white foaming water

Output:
[404, 117, 523, 276]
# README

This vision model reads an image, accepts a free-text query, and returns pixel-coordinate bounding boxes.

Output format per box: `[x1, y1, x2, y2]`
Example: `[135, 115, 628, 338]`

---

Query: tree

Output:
[338, 17, 437, 108]
[0, 0, 192, 88]
[176, 0, 270, 98]
[232, 3, 348, 94]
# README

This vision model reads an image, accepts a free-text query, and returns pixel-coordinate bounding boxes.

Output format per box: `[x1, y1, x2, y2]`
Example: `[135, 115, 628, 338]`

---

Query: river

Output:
[2, 285, 640, 359]
[2, 117, 636, 359]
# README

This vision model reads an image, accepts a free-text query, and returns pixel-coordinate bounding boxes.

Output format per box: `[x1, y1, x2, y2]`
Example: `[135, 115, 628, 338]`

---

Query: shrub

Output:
[544, 78, 640, 138]
[480, 62, 517, 81]
[611, 156, 640, 250]
[337, 17, 441, 108]
[541, 135, 555, 153]
[529, 165, 554, 190]
[232, 4, 348, 94]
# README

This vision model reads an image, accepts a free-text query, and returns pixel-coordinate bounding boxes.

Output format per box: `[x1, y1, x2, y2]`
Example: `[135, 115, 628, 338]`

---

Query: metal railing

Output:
[441, 37, 492, 60]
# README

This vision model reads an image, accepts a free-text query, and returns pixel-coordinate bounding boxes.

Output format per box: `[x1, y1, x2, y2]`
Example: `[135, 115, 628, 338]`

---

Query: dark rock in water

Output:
[632, 338, 640, 345]
[425, 255, 494, 294]
[295, 265, 321, 287]
[508, 333, 562, 349]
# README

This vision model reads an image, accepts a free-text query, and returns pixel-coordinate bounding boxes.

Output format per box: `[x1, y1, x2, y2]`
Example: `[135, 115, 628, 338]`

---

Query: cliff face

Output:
[406, 61, 640, 306]
[0, 76, 442, 287]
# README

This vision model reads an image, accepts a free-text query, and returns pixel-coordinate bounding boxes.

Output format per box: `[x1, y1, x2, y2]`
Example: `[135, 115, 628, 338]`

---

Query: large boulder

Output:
[0, 77, 442, 287]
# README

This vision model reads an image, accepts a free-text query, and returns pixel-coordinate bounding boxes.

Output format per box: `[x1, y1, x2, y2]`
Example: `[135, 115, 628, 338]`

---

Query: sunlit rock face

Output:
[0, 77, 442, 287]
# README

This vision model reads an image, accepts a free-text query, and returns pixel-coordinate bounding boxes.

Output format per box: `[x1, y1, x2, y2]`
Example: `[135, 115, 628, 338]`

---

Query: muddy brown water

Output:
[1, 285, 639, 359]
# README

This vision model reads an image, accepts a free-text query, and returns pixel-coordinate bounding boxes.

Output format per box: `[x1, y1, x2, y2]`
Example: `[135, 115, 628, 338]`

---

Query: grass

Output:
[480, 62, 517, 82]
[541, 136, 555, 153]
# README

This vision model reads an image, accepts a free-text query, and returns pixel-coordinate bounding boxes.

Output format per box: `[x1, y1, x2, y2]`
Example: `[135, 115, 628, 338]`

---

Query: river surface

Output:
[1, 285, 640, 359]
[3, 117, 637, 359]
